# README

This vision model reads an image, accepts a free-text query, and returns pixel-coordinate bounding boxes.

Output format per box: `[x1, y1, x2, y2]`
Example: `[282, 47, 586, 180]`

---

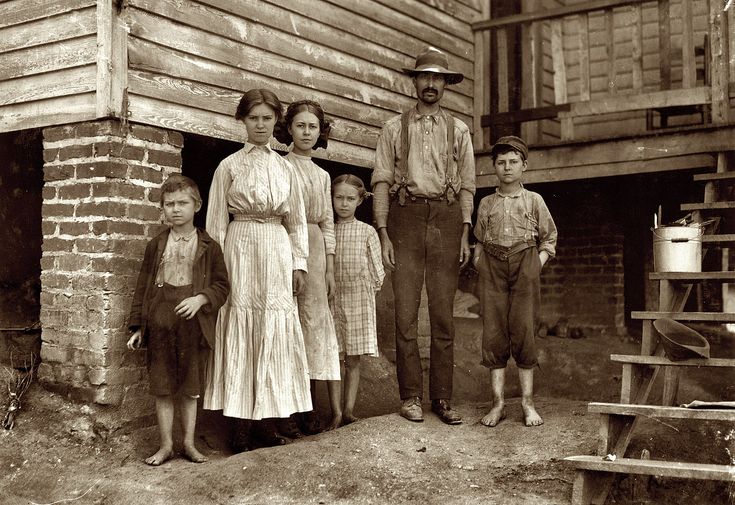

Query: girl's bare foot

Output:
[480, 403, 506, 427]
[183, 444, 208, 463]
[324, 414, 342, 431]
[145, 447, 174, 466]
[522, 401, 543, 427]
[342, 413, 360, 426]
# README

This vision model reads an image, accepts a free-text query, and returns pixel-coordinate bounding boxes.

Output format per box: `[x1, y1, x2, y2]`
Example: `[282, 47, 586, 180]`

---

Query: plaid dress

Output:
[332, 219, 385, 356]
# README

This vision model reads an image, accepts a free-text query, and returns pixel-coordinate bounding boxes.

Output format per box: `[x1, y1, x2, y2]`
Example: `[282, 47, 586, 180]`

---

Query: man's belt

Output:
[483, 240, 536, 261]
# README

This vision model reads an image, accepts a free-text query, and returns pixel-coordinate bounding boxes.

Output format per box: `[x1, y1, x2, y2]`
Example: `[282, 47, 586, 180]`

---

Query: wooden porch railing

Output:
[472, 0, 733, 144]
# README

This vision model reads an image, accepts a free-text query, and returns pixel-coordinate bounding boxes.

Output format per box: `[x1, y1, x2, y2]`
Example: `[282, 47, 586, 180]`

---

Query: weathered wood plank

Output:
[551, 19, 567, 104]
[497, 27, 510, 113]
[0, 0, 96, 29]
[658, 0, 671, 90]
[451, 0, 484, 14]
[589, 402, 735, 422]
[321, 0, 474, 54]
[605, 8, 616, 94]
[610, 354, 735, 366]
[681, 0, 696, 88]
[709, 0, 731, 123]
[265, 0, 474, 78]
[0, 35, 97, 81]
[369, 0, 475, 42]
[578, 13, 591, 101]
[96, 0, 128, 118]
[127, 94, 377, 168]
[0, 7, 96, 54]
[560, 87, 710, 117]
[630, 4, 644, 91]
[473, 2, 491, 149]
[127, 70, 379, 149]
[631, 310, 735, 321]
[0, 93, 96, 132]
[565, 456, 735, 481]
[0, 66, 96, 106]
[125, 8, 473, 119]
[414, 0, 483, 23]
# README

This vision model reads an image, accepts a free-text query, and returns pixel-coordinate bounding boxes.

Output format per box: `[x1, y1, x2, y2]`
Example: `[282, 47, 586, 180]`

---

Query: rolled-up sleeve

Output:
[473, 198, 490, 243]
[371, 122, 399, 229]
[535, 195, 557, 258]
[455, 125, 476, 224]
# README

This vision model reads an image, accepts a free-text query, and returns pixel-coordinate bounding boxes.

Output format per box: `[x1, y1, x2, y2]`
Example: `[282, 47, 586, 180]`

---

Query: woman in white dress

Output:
[204, 89, 311, 450]
[276, 100, 342, 433]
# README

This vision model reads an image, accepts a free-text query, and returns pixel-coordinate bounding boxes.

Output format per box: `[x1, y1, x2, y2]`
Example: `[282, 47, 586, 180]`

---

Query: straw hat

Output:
[653, 318, 710, 360]
[402, 47, 464, 85]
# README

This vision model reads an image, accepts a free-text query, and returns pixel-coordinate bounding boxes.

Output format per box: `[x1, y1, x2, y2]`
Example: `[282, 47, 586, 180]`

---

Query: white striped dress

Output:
[286, 152, 341, 380]
[332, 219, 385, 356]
[203, 143, 312, 420]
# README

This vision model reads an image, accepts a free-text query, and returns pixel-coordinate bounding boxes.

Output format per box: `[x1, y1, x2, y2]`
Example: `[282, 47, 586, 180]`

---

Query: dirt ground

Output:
[2, 319, 735, 505]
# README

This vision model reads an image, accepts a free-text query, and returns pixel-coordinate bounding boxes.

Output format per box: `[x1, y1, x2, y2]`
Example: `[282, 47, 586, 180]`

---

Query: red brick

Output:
[91, 220, 145, 237]
[147, 149, 181, 168]
[148, 188, 162, 204]
[42, 203, 75, 218]
[93, 140, 125, 157]
[75, 238, 111, 254]
[58, 144, 94, 162]
[130, 124, 166, 144]
[71, 274, 108, 292]
[127, 203, 161, 221]
[59, 221, 89, 236]
[76, 120, 123, 138]
[76, 201, 127, 218]
[167, 130, 184, 148]
[42, 237, 74, 253]
[129, 165, 164, 184]
[43, 148, 59, 163]
[42, 186, 57, 200]
[58, 183, 91, 200]
[43, 165, 75, 182]
[90, 257, 140, 275]
[40, 256, 55, 271]
[41, 220, 57, 236]
[76, 161, 128, 179]
[120, 145, 145, 161]
[43, 125, 75, 142]
[41, 271, 72, 290]
[56, 253, 91, 271]
[91, 181, 146, 200]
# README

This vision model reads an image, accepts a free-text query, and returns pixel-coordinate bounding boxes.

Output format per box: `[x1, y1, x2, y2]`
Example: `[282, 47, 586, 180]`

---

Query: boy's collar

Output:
[496, 184, 524, 198]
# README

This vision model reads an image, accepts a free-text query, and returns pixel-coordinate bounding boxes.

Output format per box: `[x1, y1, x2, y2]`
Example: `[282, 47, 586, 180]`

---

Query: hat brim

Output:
[402, 67, 464, 85]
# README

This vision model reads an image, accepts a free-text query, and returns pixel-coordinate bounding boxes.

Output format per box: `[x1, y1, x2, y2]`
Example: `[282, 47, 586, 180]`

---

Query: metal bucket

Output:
[652, 225, 702, 272]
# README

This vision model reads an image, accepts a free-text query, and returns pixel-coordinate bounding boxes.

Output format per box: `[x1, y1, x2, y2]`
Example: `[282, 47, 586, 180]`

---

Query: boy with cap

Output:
[372, 46, 476, 425]
[472, 135, 556, 427]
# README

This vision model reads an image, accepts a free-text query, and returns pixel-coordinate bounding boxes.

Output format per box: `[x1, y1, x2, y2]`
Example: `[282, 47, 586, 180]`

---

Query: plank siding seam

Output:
[0, 0, 97, 30]
[0, 7, 97, 55]
[0, 36, 98, 82]
[369, 0, 476, 42]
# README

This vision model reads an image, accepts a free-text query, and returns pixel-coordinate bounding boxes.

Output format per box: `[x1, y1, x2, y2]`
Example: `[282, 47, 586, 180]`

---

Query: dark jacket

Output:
[128, 228, 229, 348]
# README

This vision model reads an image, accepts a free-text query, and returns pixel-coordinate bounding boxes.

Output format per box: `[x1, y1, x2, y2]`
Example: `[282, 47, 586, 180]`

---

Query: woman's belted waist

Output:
[232, 214, 281, 224]
[483, 239, 536, 261]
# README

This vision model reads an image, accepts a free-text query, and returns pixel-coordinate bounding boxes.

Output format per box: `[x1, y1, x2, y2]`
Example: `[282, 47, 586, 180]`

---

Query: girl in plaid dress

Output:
[331, 174, 385, 424]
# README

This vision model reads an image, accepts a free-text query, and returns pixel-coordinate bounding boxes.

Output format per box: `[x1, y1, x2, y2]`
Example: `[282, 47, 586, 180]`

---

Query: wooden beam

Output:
[96, 0, 128, 119]
[551, 19, 567, 104]
[496, 27, 509, 113]
[481, 104, 571, 126]
[473, 1, 491, 150]
[658, 0, 671, 90]
[578, 13, 591, 101]
[709, 0, 731, 123]
[630, 4, 643, 91]
[681, 0, 696, 89]
[605, 8, 616, 94]
[560, 87, 710, 117]
[472, 0, 645, 31]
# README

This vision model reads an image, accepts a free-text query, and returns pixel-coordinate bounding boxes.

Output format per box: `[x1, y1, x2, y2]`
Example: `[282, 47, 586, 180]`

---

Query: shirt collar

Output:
[495, 185, 524, 198]
[244, 141, 273, 153]
[170, 228, 197, 242]
[411, 106, 441, 123]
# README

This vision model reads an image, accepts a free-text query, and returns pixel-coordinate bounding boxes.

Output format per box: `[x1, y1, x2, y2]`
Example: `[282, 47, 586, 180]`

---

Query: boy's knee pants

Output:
[479, 246, 540, 369]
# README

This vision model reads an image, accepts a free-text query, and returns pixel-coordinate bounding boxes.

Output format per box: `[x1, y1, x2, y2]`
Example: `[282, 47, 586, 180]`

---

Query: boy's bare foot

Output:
[183, 444, 208, 463]
[480, 403, 506, 427]
[145, 447, 174, 466]
[522, 401, 544, 427]
[342, 413, 360, 426]
[324, 415, 342, 432]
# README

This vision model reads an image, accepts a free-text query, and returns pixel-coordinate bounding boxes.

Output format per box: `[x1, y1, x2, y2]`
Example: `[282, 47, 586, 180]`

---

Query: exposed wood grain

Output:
[566, 456, 735, 481]
[321, 0, 474, 54]
[0, 35, 97, 81]
[369, 0, 475, 42]
[630, 4, 644, 91]
[578, 13, 591, 101]
[266, 0, 474, 78]
[0, 7, 96, 54]
[125, 8, 473, 119]
[589, 402, 735, 421]
[96, 0, 128, 118]
[0, 65, 96, 106]
[0, 93, 96, 132]
[605, 8, 616, 94]
[127, 94, 377, 168]
[709, 2, 731, 123]
[681, 0, 696, 88]
[631, 310, 735, 321]
[551, 19, 567, 104]
[560, 86, 710, 116]
[0, 0, 95, 29]
[497, 27, 509, 113]
[473, 3, 491, 149]
[658, 0, 671, 89]
[414, 0, 482, 23]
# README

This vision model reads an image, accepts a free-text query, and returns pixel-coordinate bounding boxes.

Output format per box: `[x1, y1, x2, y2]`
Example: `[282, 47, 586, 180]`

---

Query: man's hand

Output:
[175, 294, 208, 320]
[127, 329, 142, 350]
[539, 250, 550, 269]
[459, 224, 471, 268]
[293, 270, 307, 296]
[378, 228, 396, 272]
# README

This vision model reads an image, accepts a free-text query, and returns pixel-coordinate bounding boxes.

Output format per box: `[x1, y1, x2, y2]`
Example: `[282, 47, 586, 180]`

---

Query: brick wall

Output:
[39, 120, 182, 411]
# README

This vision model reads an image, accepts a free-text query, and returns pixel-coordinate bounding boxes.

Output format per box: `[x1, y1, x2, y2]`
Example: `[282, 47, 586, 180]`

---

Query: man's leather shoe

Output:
[400, 397, 424, 422]
[431, 399, 462, 425]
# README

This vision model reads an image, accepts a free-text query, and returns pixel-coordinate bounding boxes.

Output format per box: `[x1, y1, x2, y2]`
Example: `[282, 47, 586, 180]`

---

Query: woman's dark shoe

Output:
[252, 419, 290, 448]
[276, 415, 304, 439]
[230, 419, 252, 453]
[299, 411, 323, 435]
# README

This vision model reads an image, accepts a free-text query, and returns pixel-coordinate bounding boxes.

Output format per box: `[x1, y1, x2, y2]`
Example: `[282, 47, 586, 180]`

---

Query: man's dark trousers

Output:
[388, 198, 462, 401]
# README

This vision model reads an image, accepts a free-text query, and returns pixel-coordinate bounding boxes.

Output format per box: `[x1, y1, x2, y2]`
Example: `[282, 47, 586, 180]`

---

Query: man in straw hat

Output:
[371, 46, 476, 425]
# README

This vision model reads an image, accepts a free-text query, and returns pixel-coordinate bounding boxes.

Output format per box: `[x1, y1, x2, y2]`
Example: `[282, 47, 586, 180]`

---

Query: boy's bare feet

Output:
[183, 444, 208, 463]
[480, 403, 506, 427]
[145, 447, 174, 466]
[342, 413, 360, 426]
[521, 401, 544, 427]
[324, 414, 342, 432]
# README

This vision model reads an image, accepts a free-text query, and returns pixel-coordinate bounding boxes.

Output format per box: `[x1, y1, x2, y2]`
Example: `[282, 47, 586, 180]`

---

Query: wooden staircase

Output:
[564, 156, 735, 504]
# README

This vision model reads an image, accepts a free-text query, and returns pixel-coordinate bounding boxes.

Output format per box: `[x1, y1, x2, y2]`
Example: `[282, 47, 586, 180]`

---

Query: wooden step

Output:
[611, 354, 735, 367]
[681, 202, 735, 211]
[631, 311, 735, 322]
[649, 271, 735, 281]
[693, 172, 735, 182]
[703, 234, 735, 244]
[588, 402, 735, 422]
[565, 455, 735, 481]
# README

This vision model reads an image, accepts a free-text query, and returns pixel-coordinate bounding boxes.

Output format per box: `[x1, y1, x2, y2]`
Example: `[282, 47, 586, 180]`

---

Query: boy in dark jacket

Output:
[128, 174, 229, 465]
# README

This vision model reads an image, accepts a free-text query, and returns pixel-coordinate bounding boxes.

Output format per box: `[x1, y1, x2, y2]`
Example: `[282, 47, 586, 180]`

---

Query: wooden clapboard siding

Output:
[0, 8, 97, 54]
[124, 0, 477, 168]
[0, 66, 97, 107]
[413, 0, 484, 23]
[0, 0, 96, 29]
[0, 93, 97, 132]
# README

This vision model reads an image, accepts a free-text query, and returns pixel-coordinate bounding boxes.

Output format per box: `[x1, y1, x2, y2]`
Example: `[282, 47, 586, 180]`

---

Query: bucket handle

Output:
[671, 238, 690, 243]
